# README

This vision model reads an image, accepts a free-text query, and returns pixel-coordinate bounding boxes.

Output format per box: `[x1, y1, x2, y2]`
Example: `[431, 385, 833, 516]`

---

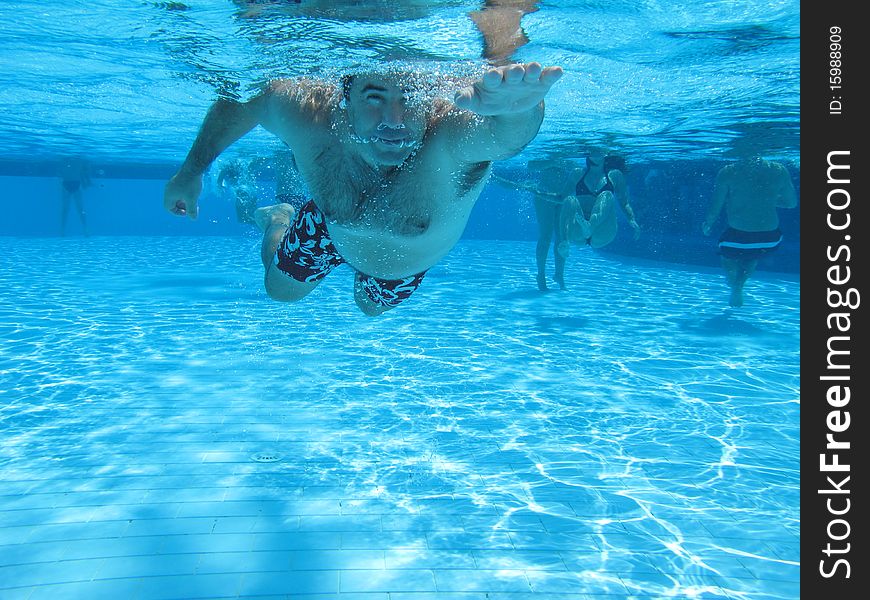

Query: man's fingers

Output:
[540, 66, 564, 86]
[481, 68, 503, 90]
[169, 199, 197, 220]
[453, 88, 475, 110]
[504, 64, 525, 84]
[482, 63, 561, 91]
[456, 63, 563, 114]
[523, 62, 543, 82]
[169, 200, 186, 217]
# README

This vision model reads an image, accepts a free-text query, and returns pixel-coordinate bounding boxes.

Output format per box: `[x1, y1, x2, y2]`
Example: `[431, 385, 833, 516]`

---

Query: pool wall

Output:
[0, 159, 799, 273]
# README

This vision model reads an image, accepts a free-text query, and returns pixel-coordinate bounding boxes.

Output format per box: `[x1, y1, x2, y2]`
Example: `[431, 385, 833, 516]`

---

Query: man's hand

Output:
[629, 219, 641, 241]
[163, 171, 202, 219]
[701, 221, 712, 236]
[454, 62, 563, 116]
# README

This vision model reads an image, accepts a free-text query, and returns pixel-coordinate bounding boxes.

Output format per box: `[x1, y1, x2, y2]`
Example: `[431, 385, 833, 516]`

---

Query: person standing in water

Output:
[702, 152, 797, 307]
[491, 158, 573, 291]
[59, 156, 92, 236]
[163, 62, 563, 315]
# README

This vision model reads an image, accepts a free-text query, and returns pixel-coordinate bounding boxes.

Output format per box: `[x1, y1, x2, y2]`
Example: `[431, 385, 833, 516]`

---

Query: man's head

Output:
[729, 134, 766, 160]
[342, 71, 430, 167]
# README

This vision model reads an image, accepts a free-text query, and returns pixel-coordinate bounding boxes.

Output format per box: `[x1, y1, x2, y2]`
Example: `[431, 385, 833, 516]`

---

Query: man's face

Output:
[346, 74, 427, 167]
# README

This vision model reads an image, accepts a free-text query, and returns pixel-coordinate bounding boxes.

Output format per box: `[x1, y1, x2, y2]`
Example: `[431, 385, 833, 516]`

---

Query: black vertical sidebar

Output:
[801, 2, 867, 597]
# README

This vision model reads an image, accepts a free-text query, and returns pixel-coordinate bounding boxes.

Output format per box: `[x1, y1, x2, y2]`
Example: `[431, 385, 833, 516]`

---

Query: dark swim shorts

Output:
[274, 200, 427, 308]
[718, 227, 782, 260]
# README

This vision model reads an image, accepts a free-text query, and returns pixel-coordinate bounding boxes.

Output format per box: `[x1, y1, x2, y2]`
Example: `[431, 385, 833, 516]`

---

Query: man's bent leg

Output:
[730, 258, 758, 308]
[256, 203, 337, 302]
[470, 1, 539, 64]
[741, 258, 758, 282]
[353, 280, 393, 317]
[60, 194, 71, 236]
[73, 191, 88, 235]
[717, 229, 781, 306]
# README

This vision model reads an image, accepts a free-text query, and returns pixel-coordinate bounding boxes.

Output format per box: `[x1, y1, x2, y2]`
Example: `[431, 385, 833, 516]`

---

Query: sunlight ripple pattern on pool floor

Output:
[0, 236, 799, 599]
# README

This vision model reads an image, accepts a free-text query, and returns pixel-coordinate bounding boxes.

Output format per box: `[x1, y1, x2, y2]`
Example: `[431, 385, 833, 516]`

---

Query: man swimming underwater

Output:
[164, 62, 563, 315]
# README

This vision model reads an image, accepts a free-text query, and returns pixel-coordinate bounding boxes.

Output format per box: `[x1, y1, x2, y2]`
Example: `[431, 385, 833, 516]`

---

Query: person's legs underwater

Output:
[717, 228, 781, 307]
[587, 191, 617, 249]
[533, 196, 556, 290]
[255, 203, 329, 303]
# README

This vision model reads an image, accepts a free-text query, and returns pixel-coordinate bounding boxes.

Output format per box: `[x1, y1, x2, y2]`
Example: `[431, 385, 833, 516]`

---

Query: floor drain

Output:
[251, 452, 282, 463]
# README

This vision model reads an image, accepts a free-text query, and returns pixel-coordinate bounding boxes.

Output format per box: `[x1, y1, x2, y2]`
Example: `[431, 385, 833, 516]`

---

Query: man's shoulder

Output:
[268, 79, 337, 108]
[426, 97, 460, 129]
[265, 78, 340, 132]
[421, 98, 470, 160]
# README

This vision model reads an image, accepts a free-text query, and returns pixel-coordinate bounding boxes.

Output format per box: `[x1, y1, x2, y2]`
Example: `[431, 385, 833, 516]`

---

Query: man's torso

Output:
[722, 160, 784, 232]
[280, 108, 491, 279]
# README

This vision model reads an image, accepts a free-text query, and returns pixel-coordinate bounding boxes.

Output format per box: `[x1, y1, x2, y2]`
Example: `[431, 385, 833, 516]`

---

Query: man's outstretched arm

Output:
[163, 94, 272, 219]
[441, 62, 563, 164]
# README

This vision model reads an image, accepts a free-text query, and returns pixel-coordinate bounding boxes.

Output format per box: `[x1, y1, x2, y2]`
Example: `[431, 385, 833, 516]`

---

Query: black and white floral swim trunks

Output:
[274, 200, 427, 308]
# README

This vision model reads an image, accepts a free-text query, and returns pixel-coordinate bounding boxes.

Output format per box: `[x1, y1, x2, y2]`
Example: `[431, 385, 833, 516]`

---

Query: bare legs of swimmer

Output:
[253, 203, 324, 303]
[532, 195, 566, 291]
[722, 256, 757, 308]
[557, 195, 591, 259]
[558, 192, 619, 257]
[253, 203, 393, 317]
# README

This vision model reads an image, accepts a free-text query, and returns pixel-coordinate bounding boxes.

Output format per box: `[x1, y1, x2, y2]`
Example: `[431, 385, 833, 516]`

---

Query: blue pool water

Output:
[1, 236, 799, 598]
[0, 1, 800, 598]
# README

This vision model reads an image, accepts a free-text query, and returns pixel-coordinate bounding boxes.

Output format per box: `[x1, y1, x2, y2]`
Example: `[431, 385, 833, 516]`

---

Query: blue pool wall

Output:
[0, 159, 799, 273]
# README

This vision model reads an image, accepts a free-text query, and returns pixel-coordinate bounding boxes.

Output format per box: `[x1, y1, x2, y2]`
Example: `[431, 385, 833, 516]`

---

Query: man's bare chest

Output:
[306, 157, 444, 234]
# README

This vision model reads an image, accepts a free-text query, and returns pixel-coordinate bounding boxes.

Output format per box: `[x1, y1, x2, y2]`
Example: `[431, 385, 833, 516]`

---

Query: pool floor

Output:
[0, 236, 800, 599]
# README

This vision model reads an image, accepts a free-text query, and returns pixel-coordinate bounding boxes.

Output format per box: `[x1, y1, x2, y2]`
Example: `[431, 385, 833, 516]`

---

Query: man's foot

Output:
[536, 273, 548, 291]
[556, 240, 570, 259]
[554, 274, 567, 291]
[254, 203, 295, 233]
